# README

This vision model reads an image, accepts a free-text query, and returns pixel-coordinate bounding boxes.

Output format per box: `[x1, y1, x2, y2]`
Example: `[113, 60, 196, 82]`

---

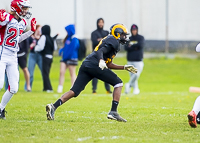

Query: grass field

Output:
[1, 55, 200, 143]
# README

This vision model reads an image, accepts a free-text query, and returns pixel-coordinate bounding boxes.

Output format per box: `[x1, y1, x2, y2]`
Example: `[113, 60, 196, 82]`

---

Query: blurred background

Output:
[1, 0, 200, 53]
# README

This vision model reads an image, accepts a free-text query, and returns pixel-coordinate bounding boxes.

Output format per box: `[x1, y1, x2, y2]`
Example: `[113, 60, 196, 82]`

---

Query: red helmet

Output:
[10, 0, 32, 19]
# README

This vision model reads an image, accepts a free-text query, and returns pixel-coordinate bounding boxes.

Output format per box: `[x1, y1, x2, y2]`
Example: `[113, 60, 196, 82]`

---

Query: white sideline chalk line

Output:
[77, 136, 92, 141]
[77, 136, 124, 141]
[80, 91, 188, 96]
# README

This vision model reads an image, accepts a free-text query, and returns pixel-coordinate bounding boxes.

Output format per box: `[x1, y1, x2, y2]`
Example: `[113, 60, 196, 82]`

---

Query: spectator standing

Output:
[125, 24, 145, 95]
[57, 25, 80, 93]
[35, 25, 57, 92]
[91, 18, 111, 94]
[18, 36, 31, 91]
[26, 25, 42, 90]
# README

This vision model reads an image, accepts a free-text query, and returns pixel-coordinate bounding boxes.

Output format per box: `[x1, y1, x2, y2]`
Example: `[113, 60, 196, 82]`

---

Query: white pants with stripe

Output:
[0, 46, 19, 93]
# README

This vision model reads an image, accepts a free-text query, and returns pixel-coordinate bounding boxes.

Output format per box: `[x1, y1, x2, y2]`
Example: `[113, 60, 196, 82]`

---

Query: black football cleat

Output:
[0, 109, 6, 119]
[107, 111, 127, 122]
[46, 103, 55, 120]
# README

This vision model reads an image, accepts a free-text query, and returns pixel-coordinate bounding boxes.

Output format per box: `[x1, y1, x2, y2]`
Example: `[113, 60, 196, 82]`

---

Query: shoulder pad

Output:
[105, 35, 119, 50]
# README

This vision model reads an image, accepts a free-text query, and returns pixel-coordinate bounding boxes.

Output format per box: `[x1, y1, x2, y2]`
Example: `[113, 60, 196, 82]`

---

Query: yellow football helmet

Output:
[110, 23, 129, 45]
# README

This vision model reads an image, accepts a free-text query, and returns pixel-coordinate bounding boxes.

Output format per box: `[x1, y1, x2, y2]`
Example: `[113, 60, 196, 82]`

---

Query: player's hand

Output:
[124, 65, 137, 74]
[0, 9, 6, 22]
[99, 59, 108, 70]
[31, 18, 37, 32]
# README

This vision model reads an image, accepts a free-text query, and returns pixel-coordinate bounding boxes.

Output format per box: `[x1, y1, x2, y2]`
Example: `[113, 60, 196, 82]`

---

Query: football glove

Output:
[0, 9, 6, 22]
[124, 65, 137, 74]
[99, 59, 108, 70]
[31, 18, 37, 32]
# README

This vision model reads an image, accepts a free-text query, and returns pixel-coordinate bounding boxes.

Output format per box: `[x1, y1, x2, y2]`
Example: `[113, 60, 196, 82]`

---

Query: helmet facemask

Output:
[119, 33, 130, 45]
[21, 7, 32, 19]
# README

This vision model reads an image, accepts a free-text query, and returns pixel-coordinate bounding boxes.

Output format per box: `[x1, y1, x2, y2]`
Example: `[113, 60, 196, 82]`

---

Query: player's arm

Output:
[96, 46, 112, 70]
[19, 18, 36, 43]
[107, 60, 137, 73]
[107, 61, 124, 70]
[107, 61, 137, 73]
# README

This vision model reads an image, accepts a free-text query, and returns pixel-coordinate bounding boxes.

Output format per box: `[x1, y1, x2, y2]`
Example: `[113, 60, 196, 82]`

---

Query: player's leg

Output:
[188, 96, 200, 128]
[57, 62, 67, 93]
[0, 62, 7, 119]
[6, 62, 19, 94]
[46, 63, 93, 120]
[0, 62, 19, 119]
[89, 68, 126, 122]
[0, 62, 6, 91]
[92, 78, 98, 93]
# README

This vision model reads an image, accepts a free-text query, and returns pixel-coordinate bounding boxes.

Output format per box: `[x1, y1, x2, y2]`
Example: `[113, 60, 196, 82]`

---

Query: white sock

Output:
[192, 96, 200, 115]
[0, 90, 14, 111]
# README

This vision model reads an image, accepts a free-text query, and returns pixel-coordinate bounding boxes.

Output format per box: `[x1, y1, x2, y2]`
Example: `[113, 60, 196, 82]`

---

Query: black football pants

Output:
[71, 61, 122, 97]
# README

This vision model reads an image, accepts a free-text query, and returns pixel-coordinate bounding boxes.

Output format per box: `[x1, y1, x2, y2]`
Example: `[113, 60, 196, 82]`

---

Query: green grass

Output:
[0, 55, 200, 143]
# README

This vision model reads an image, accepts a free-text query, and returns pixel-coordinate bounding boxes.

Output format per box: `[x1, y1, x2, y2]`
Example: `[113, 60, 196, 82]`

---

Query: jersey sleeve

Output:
[0, 12, 13, 26]
[19, 30, 34, 43]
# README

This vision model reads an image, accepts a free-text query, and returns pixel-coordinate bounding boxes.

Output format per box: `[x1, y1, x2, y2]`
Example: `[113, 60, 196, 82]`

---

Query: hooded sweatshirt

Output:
[91, 18, 109, 50]
[40, 25, 54, 56]
[34, 25, 57, 58]
[59, 24, 80, 61]
[125, 24, 145, 61]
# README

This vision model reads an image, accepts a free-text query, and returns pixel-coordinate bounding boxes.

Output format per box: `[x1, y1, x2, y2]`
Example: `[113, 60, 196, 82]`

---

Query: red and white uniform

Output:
[0, 12, 27, 93]
[0, 12, 26, 52]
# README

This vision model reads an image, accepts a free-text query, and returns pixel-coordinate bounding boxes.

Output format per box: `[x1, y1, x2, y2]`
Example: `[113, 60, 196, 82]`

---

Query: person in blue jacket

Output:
[57, 24, 80, 93]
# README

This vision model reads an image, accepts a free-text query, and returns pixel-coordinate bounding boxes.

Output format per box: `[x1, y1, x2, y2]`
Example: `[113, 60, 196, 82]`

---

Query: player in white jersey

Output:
[187, 43, 200, 128]
[0, 0, 36, 119]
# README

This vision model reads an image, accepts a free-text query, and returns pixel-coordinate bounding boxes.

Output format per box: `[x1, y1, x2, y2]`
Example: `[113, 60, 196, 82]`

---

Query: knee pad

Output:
[114, 83, 123, 88]
[8, 85, 18, 94]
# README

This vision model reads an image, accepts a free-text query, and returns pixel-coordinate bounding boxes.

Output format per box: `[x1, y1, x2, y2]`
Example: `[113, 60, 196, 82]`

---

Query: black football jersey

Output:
[84, 35, 120, 66]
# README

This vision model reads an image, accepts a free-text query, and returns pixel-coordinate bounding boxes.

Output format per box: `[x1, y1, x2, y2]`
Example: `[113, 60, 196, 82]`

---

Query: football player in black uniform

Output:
[46, 24, 137, 122]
